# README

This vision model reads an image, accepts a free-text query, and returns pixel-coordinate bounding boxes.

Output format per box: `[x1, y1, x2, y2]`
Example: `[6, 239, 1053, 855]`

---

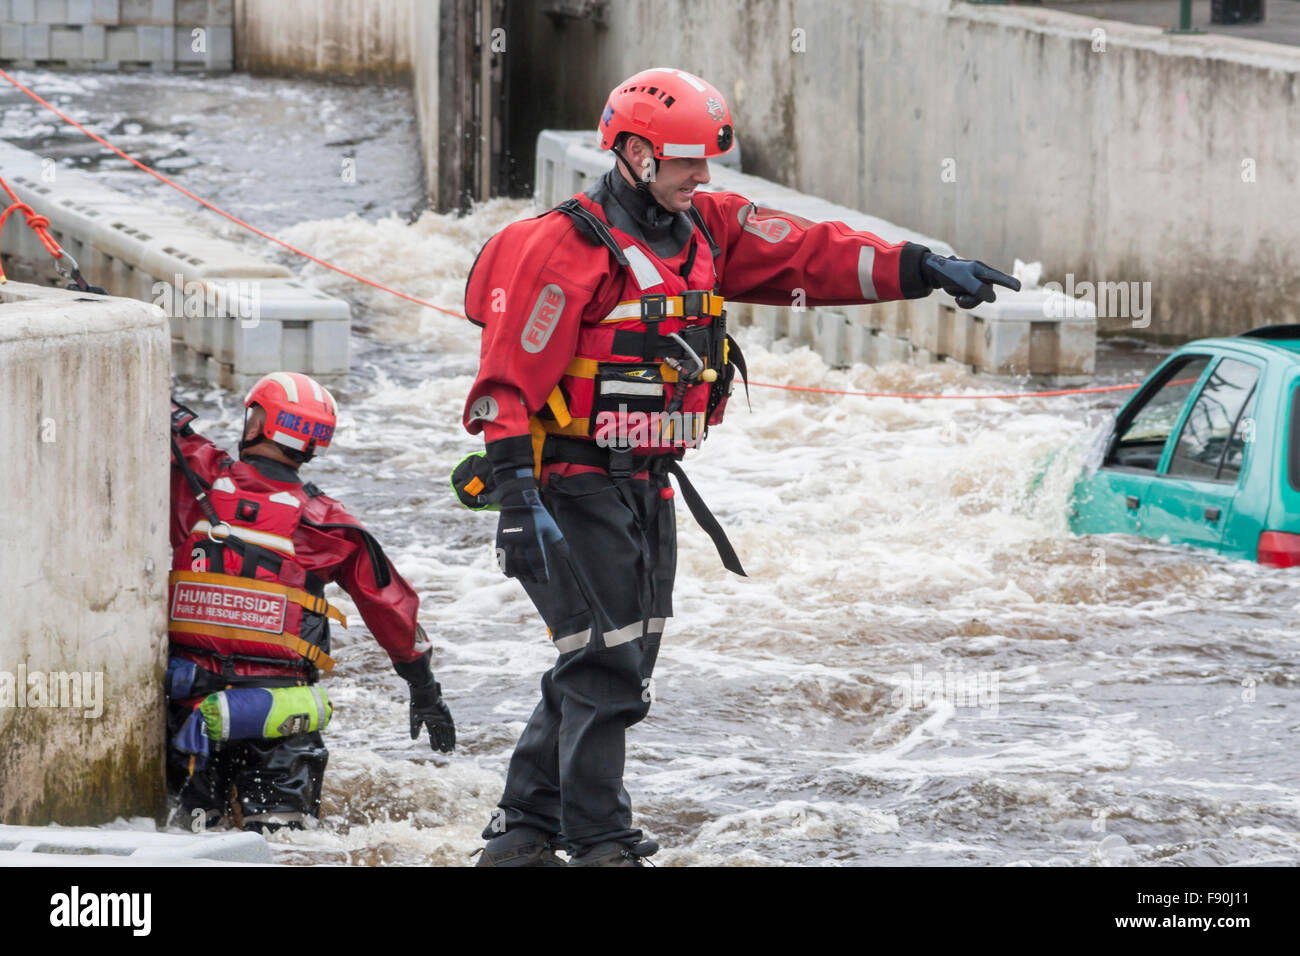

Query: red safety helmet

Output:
[244, 371, 337, 456]
[598, 68, 734, 160]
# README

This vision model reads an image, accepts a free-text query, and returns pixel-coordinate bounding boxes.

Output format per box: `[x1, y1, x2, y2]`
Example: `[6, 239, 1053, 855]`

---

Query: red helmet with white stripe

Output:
[244, 371, 337, 456]
[598, 68, 734, 160]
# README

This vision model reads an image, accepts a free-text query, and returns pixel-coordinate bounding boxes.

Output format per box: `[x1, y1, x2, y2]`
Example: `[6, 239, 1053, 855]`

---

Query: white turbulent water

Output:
[9, 72, 1299, 866]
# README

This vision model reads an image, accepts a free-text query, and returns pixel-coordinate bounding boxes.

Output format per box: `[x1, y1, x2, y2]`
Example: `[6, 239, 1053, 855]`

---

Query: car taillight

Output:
[1258, 531, 1300, 567]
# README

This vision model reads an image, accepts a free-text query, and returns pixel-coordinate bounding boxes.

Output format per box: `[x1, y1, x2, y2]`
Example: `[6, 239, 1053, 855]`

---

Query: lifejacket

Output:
[168, 454, 346, 681]
[508, 193, 747, 468]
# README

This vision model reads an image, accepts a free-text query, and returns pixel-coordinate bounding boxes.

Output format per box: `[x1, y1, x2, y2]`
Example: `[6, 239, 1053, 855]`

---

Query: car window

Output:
[1167, 358, 1259, 481]
[1108, 355, 1212, 471]
[1217, 390, 1257, 482]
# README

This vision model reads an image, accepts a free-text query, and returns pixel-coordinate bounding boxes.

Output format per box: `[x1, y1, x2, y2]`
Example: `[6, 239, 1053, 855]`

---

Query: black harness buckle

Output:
[681, 290, 709, 319]
[640, 293, 668, 327]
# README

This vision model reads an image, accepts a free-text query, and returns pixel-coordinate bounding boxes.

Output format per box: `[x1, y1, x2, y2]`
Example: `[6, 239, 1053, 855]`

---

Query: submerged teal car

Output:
[1069, 326, 1300, 566]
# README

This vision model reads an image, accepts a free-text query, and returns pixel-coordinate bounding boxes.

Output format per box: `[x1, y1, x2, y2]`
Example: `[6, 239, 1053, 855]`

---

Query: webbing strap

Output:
[169, 570, 347, 626]
[539, 436, 746, 577]
[555, 198, 630, 267]
[599, 293, 724, 323]
[666, 460, 746, 577]
[169, 621, 336, 672]
[687, 205, 721, 259]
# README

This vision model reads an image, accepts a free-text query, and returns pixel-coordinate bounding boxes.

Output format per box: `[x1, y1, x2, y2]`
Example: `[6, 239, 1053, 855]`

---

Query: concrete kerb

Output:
[0, 824, 274, 863]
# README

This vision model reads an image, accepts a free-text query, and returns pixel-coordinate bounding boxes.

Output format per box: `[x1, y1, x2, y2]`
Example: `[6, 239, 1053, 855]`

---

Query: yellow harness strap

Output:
[169, 570, 347, 627]
[599, 293, 725, 323]
[168, 621, 337, 673]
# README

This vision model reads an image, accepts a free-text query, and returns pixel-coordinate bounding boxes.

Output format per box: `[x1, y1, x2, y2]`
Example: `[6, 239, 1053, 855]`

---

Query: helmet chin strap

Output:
[613, 144, 658, 193]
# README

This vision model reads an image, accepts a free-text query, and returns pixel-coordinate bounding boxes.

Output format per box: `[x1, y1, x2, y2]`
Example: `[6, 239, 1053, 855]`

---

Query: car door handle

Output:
[1204, 507, 1221, 521]
[1125, 495, 1140, 509]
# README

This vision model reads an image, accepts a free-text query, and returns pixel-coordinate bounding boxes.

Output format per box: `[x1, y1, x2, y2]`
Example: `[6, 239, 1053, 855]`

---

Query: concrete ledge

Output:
[0, 824, 273, 862]
[0, 281, 169, 826]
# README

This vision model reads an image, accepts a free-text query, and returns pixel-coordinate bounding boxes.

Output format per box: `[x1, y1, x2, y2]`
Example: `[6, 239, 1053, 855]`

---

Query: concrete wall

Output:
[502, 0, 1300, 341]
[233, 0, 413, 80]
[0, 282, 169, 826]
[0, 0, 234, 72]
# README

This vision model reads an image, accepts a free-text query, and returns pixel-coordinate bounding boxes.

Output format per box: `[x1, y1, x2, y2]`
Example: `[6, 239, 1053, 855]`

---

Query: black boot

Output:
[475, 827, 566, 867]
[568, 839, 659, 867]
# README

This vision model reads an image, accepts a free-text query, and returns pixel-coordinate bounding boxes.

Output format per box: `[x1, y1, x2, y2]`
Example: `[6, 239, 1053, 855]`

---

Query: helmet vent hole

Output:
[663, 95, 675, 108]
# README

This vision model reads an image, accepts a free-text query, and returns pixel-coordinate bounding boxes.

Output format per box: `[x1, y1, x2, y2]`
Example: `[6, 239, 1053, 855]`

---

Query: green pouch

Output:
[199, 685, 333, 742]
[450, 451, 500, 511]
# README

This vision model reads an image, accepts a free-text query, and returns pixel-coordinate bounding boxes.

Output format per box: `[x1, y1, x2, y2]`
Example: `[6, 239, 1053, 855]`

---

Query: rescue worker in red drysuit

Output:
[168, 372, 455, 832]
[463, 68, 1018, 865]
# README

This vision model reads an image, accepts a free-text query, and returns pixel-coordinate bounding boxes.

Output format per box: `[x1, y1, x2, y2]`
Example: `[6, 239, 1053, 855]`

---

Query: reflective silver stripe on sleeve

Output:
[311, 686, 326, 729]
[553, 630, 590, 654]
[857, 245, 878, 301]
[646, 617, 667, 636]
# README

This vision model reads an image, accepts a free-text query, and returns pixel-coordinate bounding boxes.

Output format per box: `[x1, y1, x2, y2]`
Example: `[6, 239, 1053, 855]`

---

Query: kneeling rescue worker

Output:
[458, 69, 1019, 865]
[168, 372, 455, 832]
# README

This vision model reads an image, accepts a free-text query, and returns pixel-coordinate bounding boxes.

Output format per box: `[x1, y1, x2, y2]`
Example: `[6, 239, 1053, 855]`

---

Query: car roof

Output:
[1176, 331, 1300, 364]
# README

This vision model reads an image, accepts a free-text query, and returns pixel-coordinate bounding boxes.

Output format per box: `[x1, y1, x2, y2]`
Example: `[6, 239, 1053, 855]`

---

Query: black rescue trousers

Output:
[166, 699, 328, 833]
[485, 462, 677, 853]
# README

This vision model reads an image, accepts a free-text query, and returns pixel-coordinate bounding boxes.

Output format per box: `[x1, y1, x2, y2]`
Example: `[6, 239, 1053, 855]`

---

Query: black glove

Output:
[394, 646, 455, 753]
[494, 468, 565, 584]
[920, 253, 1021, 310]
[171, 397, 198, 435]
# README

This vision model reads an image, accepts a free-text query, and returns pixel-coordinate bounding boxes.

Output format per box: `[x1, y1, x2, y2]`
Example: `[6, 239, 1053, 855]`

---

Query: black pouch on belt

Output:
[589, 363, 668, 447]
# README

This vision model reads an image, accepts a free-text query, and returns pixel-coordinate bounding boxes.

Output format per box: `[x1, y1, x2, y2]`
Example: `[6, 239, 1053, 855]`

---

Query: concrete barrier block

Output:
[35, 0, 65, 24]
[118, 0, 152, 23]
[152, 0, 173, 20]
[135, 23, 165, 60]
[206, 0, 231, 26]
[812, 309, 848, 368]
[104, 24, 136, 60]
[94, 0, 118, 23]
[67, 0, 94, 22]
[49, 25, 82, 60]
[0, 25, 24, 59]
[203, 22, 229, 66]
[173, 23, 203, 62]
[228, 318, 283, 375]
[23, 23, 50, 59]
[80, 21, 103, 57]
[0, 1, 12, 24]
[174, 0, 203, 20]
[0, 282, 168, 826]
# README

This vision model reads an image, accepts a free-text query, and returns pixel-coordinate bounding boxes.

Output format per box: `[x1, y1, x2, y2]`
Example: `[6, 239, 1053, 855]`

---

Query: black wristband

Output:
[485, 434, 536, 478]
[393, 649, 434, 686]
[899, 242, 932, 300]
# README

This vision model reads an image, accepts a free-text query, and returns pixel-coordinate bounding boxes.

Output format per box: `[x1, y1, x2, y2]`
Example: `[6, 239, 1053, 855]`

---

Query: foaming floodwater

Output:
[25, 70, 1298, 866]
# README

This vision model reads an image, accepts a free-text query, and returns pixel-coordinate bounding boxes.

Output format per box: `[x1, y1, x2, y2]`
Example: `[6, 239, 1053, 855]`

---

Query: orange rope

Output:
[747, 380, 1141, 400]
[0, 174, 66, 282]
[0, 67, 463, 319]
[0, 67, 1146, 403]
